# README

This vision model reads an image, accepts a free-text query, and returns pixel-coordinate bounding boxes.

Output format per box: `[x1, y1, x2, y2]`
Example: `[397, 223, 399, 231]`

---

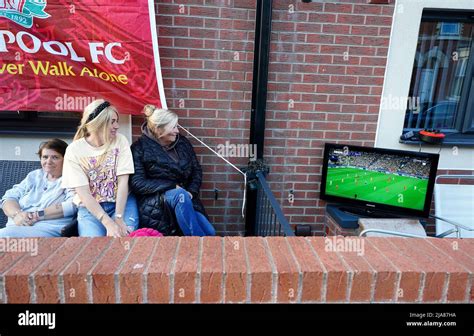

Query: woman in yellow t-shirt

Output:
[62, 99, 138, 237]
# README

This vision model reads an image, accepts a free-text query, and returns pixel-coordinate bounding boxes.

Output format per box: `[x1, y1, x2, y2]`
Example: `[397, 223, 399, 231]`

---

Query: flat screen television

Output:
[320, 143, 440, 218]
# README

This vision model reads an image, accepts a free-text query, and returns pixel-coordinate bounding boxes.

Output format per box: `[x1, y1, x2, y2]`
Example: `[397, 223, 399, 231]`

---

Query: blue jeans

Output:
[164, 188, 215, 236]
[78, 194, 139, 237]
[0, 221, 65, 238]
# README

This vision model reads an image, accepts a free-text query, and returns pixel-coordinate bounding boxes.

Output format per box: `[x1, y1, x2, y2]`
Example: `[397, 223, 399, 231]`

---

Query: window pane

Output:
[404, 19, 474, 130]
[0, 111, 81, 134]
[0, 111, 27, 120]
[36, 111, 82, 120]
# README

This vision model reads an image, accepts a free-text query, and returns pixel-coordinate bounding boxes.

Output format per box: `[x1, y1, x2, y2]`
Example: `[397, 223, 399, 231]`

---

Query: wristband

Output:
[37, 210, 45, 221]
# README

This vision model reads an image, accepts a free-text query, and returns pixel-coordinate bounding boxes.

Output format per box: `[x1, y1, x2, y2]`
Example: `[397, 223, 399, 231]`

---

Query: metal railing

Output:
[254, 171, 294, 236]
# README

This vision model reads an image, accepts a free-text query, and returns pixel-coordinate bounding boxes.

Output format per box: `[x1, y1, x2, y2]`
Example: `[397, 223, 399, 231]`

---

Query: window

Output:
[0, 111, 81, 136]
[402, 10, 474, 145]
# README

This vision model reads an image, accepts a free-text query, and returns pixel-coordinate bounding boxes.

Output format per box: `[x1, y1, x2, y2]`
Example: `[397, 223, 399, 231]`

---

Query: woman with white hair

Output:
[62, 99, 138, 237]
[130, 105, 215, 236]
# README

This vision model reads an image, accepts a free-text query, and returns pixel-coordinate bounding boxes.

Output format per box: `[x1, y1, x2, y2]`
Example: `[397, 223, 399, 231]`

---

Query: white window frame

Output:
[375, 0, 474, 170]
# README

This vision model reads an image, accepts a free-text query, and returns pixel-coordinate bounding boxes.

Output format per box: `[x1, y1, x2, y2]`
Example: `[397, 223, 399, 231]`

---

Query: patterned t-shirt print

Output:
[80, 147, 120, 203]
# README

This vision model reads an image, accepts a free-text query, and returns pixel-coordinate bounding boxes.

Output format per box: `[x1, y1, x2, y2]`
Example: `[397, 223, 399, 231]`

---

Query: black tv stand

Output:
[326, 204, 402, 229]
[338, 206, 399, 219]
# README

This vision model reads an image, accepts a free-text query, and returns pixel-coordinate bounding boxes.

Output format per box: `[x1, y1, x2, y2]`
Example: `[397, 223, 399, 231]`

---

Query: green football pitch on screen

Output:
[326, 167, 429, 211]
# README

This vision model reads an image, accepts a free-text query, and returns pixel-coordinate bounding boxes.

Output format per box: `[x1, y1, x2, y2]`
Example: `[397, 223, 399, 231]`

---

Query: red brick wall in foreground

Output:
[1, 237, 473, 303]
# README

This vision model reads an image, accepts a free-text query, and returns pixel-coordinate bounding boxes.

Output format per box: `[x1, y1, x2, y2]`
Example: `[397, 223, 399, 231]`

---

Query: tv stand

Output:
[325, 204, 426, 237]
[325, 204, 401, 231]
[338, 206, 399, 219]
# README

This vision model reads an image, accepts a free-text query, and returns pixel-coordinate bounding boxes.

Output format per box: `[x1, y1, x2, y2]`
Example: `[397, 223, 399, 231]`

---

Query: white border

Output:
[148, 0, 168, 109]
[375, 0, 474, 170]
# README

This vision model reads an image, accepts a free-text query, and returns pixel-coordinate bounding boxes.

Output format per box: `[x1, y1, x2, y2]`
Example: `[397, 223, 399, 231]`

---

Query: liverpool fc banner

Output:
[0, 0, 167, 115]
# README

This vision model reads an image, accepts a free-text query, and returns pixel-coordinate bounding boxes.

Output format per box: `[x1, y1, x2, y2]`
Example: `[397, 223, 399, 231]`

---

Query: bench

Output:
[0, 160, 78, 236]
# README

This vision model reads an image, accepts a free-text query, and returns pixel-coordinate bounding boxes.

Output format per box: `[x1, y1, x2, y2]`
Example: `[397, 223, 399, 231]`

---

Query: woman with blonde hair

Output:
[62, 99, 138, 237]
[130, 104, 215, 236]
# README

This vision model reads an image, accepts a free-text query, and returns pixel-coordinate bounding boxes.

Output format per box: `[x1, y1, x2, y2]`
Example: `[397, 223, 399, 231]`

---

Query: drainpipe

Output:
[245, 0, 273, 236]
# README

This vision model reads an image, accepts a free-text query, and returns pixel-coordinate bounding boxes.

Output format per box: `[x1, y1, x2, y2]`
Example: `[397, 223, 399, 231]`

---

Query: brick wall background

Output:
[131, 0, 470, 236]
[265, 1, 393, 235]
[133, 0, 257, 236]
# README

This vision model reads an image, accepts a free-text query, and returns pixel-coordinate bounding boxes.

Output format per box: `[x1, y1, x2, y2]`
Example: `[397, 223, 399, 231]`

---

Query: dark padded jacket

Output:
[130, 128, 208, 236]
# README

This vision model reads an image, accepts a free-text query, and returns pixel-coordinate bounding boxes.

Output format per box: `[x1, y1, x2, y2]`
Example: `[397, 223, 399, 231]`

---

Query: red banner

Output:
[0, 0, 167, 115]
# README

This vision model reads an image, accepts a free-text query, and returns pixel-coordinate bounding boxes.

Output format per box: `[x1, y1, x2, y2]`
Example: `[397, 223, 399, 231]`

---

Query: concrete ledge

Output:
[0, 237, 472, 303]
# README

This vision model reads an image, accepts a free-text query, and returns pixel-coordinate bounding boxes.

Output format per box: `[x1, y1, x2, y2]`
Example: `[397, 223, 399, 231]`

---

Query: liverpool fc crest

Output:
[0, 0, 50, 28]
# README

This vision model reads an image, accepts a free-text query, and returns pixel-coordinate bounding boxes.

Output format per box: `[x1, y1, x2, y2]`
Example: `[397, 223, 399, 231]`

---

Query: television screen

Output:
[320, 143, 440, 218]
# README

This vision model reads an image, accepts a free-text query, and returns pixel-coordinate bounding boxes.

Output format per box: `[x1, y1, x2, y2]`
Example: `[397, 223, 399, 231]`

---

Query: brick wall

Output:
[131, 0, 469, 236]
[1, 237, 473, 303]
[133, 0, 258, 235]
[265, 1, 394, 235]
[130, 0, 397, 236]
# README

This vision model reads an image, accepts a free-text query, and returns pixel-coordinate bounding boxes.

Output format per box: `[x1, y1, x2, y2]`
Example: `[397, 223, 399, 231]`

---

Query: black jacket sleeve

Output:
[185, 138, 203, 197]
[130, 141, 175, 195]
